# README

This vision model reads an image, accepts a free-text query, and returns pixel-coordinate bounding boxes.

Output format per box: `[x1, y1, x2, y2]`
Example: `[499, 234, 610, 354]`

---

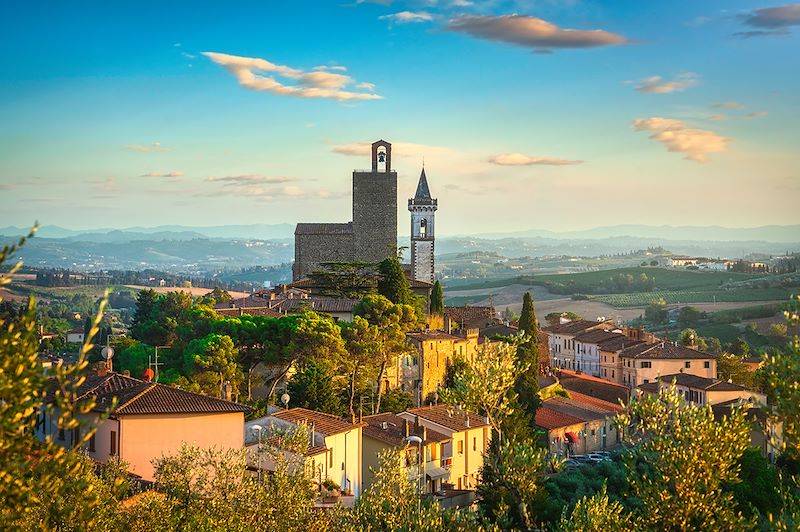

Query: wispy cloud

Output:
[747, 111, 769, 118]
[379, 11, 434, 24]
[205, 175, 297, 185]
[735, 4, 800, 38]
[141, 171, 184, 178]
[126, 142, 168, 153]
[198, 184, 345, 202]
[203, 52, 382, 102]
[706, 114, 726, 121]
[712, 101, 744, 109]
[632, 117, 730, 163]
[633, 73, 699, 94]
[488, 153, 583, 166]
[446, 14, 628, 53]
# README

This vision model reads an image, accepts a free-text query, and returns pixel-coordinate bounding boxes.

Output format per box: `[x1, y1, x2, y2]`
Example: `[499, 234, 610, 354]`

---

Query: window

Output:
[88, 434, 96, 453]
[685, 361, 691, 369]
[612, 370, 615, 378]
[644, 379, 649, 384]
[329, 450, 333, 468]
[110, 431, 117, 456]
[641, 361, 652, 368]
[58, 427, 65, 441]
[704, 361, 710, 369]
[473, 437, 476, 451]
[458, 440, 463, 454]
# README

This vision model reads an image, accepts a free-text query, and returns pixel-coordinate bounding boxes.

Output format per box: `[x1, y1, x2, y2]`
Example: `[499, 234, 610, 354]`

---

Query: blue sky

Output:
[1, 1, 798, 234]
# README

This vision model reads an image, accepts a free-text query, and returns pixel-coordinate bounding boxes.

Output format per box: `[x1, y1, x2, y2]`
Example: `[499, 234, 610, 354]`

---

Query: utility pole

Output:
[148, 345, 167, 382]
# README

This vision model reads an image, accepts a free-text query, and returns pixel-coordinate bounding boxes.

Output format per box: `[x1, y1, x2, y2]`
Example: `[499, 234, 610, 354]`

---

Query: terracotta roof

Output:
[535, 405, 584, 430]
[557, 370, 630, 404]
[272, 408, 363, 437]
[479, 323, 519, 339]
[567, 391, 625, 413]
[544, 320, 611, 335]
[295, 222, 353, 235]
[404, 404, 490, 432]
[274, 297, 357, 314]
[56, 371, 249, 415]
[597, 336, 645, 352]
[407, 331, 463, 342]
[214, 307, 283, 318]
[362, 413, 450, 447]
[620, 343, 717, 360]
[573, 329, 627, 345]
[654, 373, 750, 391]
[543, 397, 610, 423]
[444, 305, 496, 324]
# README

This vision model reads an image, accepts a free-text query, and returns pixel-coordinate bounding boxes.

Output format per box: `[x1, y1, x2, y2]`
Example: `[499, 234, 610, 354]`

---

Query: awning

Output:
[565, 432, 578, 443]
[426, 467, 451, 481]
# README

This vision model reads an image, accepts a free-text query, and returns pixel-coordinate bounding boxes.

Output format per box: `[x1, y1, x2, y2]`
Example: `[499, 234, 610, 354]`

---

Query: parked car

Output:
[570, 455, 593, 464]
[564, 458, 582, 469]
[586, 452, 611, 463]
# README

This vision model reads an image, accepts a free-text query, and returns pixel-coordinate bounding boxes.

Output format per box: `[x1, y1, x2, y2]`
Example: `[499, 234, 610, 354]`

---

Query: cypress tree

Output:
[515, 292, 540, 419]
[430, 280, 444, 315]
[377, 255, 412, 305]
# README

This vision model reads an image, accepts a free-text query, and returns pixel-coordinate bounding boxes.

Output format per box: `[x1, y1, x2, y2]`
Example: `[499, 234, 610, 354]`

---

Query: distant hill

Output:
[468, 224, 800, 243]
[0, 224, 295, 241]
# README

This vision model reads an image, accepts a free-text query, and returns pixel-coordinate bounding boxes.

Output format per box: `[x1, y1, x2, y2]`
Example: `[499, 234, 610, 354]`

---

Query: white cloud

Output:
[205, 175, 297, 185]
[634, 73, 699, 94]
[126, 142, 167, 153]
[203, 52, 382, 102]
[141, 171, 184, 177]
[632, 117, 731, 163]
[446, 14, 627, 53]
[712, 101, 744, 109]
[488, 153, 584, 166]
[379, 11, 434, 24]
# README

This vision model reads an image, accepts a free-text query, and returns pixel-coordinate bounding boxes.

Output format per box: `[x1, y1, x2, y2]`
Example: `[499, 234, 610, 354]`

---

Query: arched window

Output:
[419, 218, 427, 237]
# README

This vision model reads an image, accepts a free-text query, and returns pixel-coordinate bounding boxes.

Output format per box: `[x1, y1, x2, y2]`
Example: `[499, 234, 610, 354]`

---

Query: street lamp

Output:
[280, 392, 290, 410]
[404, 434, 424, 512]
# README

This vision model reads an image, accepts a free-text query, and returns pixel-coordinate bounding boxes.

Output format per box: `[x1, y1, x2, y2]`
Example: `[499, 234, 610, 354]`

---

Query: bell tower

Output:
[352, 140, 398, 264]
[408, 167, 437, 284]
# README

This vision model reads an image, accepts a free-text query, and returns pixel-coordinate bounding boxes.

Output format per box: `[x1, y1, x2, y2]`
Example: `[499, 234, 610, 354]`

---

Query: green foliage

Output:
[726, 449, 782, 519]
[377, 254, 413, 306]
[558, 484, 632, 532]
[717, 352, 755, 387]
[183, 333, 242, 399]
[287, 360, 345, 415]
[618, 385, 754, 529]
[760, 297, 800, 462]
[118, 342, 153, 378]
[679, 328, 708, 350]
[477, 439, 549, 530]
[678, 305, 705, 328]
[644, 298, 668, 324]
[341, 315, 380, 418]
[345, 448, 482, 531]
[378, 388, 414, 413]
[430, 280, 444, 315]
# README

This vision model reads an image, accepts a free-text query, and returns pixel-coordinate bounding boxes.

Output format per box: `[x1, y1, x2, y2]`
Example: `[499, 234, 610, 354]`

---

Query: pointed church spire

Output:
[414, 168, 432, 200]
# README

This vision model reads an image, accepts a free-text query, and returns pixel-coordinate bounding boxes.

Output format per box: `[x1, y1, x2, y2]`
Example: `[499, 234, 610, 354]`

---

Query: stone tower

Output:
[352, 140, 398, 264]
[408, 167, 437, 284]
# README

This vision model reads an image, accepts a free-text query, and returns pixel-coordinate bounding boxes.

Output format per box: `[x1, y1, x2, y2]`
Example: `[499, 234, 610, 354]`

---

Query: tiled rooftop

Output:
[362, 413, 450, 447]
[404, 404, 490, 432]
[272, 407, 363, 437]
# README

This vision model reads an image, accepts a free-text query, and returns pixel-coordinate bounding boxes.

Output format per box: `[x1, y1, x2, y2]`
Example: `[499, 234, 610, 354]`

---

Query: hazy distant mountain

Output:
[0, 224, 295, 241]
[468, 224, 800, 243]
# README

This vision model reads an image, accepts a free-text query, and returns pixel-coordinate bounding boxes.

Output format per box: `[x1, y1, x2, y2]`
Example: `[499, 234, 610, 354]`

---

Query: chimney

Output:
[414, 415, 420, 431]
[97, 366, 108, 377]
[223, 381, 232, 402]
[122, 370, 130, 377]
[465, 416, 470, 428]
[381, 421, 388, 430]
[422, 426, 427, 441]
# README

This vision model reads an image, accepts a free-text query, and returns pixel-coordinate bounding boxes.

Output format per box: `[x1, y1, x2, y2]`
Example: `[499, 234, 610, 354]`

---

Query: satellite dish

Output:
[101, 347, 115, 360]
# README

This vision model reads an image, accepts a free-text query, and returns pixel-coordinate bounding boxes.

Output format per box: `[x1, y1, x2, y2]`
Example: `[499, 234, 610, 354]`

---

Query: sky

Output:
[1, 1, 799, 235]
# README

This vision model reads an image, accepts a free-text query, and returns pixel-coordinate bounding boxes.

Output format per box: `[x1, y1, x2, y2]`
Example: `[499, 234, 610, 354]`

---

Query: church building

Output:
[293, 139, 437, 286]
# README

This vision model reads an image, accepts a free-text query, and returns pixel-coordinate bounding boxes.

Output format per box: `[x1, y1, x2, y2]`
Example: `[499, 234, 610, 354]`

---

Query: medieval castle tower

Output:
[293, 139, 437, 283]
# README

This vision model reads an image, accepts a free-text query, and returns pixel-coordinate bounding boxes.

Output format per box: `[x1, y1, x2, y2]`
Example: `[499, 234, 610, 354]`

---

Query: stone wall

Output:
[352, 170, 397, 264]
[293, 224, 355, 280]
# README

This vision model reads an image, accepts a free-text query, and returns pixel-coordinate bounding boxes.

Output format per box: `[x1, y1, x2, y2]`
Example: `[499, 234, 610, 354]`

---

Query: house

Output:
[245, 407, 364, 498]
[712, 399, 782, 463]
[36, 369, 248, 481]
[214, 286, 358, 322]
[398, 404, 491, 491]
[443, 305, 497, 332]
[637, 373, 766, 407]
[402, 330, 480, 405]
[361, 413, 452, 495]
[66, 329, 85, 344]
[536, 392, 624, 458]
[544, 319, 616, 372]
[620, 342, 717, 388]
[557, 369, 631, 406]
